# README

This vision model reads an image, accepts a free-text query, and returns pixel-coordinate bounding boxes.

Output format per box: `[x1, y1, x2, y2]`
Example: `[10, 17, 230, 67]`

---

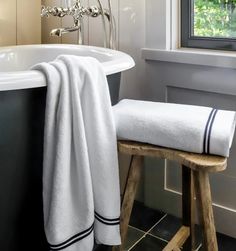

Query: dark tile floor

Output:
[94, 201, 236, 251]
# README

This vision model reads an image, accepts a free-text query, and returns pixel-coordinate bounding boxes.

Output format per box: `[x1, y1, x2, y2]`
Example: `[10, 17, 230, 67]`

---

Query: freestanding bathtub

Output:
[0, 44, 134, 251]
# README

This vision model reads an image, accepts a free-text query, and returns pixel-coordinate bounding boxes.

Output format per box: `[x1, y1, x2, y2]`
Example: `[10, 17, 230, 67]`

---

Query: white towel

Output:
[113, 99, 236, 157]
[32, 55, 121, 251]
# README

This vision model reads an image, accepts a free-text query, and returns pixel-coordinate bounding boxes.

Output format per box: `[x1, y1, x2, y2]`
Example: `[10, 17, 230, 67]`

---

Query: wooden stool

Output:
[113, 141, 227, 251]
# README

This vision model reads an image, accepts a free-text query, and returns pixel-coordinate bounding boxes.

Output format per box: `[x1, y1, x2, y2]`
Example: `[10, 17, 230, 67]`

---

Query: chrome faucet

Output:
[50, 25, 80, 36]
[41, 0, 116, 49]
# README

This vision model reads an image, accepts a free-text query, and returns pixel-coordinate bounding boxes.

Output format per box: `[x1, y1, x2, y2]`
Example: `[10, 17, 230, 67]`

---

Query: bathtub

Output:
[0, 44, 134, 103]
[0, 44, 134, 250]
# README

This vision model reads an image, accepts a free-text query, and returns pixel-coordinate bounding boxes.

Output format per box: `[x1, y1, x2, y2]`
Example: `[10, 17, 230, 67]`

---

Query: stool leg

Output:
[113, 155, 144, 251]
[193, 170, 218, 251]
[182, 165, 195, 251]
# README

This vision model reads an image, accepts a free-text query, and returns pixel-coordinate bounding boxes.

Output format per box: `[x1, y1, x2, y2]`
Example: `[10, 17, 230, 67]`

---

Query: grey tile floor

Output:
[94, 201, 236, 251]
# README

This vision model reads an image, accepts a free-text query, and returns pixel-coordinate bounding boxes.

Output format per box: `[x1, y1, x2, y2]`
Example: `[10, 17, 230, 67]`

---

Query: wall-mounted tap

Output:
[41, 0, 116, 49]
[50, 26, 80, 37]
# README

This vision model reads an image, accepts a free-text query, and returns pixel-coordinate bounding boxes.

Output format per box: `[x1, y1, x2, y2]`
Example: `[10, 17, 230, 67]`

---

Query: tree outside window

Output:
[194, 0, 236, 38]
[181, 0, 236, 51]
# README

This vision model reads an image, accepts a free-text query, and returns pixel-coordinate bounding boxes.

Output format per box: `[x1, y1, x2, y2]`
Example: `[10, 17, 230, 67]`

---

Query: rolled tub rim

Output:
[0, 44, 135, 91]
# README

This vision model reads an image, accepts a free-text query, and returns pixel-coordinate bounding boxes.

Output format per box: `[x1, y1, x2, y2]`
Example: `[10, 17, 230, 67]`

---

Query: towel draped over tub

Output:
[32, 55, 121, 251]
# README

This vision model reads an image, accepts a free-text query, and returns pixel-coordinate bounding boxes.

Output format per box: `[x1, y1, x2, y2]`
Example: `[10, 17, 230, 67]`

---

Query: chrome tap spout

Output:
[50, 26, 80, 37]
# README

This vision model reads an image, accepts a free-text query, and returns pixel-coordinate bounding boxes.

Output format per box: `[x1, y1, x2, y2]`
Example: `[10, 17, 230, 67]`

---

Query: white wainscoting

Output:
[143, 60, 236, 238]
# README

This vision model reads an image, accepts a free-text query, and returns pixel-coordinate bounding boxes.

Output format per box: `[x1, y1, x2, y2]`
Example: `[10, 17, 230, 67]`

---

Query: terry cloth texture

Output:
[113, 99, 236, 157]
[32, 55, 121, 251]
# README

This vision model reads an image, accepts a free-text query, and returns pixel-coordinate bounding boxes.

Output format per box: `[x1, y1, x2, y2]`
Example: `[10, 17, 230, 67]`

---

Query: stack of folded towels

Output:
[113, 99, 236, 157]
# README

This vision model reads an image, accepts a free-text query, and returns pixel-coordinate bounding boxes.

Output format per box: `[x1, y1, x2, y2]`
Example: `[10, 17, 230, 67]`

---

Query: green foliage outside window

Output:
[194, 0, 236, 38]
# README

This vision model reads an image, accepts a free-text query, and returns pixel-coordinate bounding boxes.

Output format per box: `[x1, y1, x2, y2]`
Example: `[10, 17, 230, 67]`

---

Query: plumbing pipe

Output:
[107, 0, 115, 49]
[97, 0, 109, 48]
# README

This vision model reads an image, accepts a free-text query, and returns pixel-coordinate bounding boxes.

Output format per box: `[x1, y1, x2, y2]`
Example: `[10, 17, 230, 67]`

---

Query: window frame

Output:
[181, 0, 236, 51]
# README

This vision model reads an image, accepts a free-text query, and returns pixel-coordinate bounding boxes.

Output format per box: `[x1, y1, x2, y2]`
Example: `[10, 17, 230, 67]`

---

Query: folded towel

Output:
[32, 55, 121, 251]
[113, 99, 236, 157]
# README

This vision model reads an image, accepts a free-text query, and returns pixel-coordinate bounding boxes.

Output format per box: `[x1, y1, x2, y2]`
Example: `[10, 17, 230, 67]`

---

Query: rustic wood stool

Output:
[113, 140, 227, 251]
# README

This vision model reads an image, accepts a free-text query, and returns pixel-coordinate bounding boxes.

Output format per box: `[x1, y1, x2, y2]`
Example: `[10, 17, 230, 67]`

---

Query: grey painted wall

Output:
[143, 60, 236, 238]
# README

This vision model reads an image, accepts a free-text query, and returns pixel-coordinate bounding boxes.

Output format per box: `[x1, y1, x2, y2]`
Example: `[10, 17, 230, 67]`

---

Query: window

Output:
[181, 0, 236, 51]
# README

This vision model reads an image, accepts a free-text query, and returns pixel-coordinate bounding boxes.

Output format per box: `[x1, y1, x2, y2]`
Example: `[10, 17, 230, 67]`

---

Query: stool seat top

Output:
[118, 141, 227, 172]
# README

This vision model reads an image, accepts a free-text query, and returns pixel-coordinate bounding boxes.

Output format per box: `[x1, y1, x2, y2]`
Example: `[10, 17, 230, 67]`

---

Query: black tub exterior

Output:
[0, 73, 121, 251]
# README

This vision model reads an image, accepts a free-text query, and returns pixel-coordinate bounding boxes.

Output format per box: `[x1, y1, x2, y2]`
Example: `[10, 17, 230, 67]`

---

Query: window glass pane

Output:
[193, 0, 236, 38]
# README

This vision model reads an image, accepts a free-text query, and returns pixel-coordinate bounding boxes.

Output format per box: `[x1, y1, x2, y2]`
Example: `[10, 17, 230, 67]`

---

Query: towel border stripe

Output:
[203, 108, 215, 154]
[95, 215, 120, 226]
[207, 109, 218, 154]
[95, 212, 120, 222]
[49, 224, 94, 250]
[95, 212, 120, 226]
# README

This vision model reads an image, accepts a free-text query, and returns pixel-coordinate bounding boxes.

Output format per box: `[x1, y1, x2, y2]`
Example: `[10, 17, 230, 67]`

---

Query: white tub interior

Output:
[0, 44, 135, 91]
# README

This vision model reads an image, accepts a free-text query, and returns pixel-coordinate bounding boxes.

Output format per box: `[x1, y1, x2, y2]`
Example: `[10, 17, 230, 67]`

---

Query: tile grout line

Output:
[147, 232, 169, 243]
[128, 225, 147, 234]
[128, 213, 206, 250]
[127, 214, 167, 250]
[145, 213, 168, 235]
[126, 225, 146, 251]
[146, 217, 203, 249]
[127, 235, 145, 251]
[196, 243, 203, 251]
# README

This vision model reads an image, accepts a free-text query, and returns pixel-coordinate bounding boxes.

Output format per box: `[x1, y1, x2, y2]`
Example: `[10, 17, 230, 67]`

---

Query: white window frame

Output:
[142, 0, 236, 69]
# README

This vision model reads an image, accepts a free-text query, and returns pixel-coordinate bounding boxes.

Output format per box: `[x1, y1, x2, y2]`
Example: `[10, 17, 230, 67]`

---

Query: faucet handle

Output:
[88, 6, 100, 17]
[41, 5, 69, 18]
[55, 7, 67, 17]
[41, 5, 50, 17]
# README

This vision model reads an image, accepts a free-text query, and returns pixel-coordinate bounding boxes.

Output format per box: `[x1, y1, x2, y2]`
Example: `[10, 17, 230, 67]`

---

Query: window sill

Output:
[141, 48, 236, 69]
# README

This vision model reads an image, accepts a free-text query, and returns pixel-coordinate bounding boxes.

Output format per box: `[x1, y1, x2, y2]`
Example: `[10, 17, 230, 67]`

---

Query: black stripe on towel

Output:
[203, 109, 218, 154]
[203, 108, 215, 154]
[49, 224, 94, 250]
[95, 212, 120, 226]
[207, 109, 218, 154]
[95, 212, 120, 222]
